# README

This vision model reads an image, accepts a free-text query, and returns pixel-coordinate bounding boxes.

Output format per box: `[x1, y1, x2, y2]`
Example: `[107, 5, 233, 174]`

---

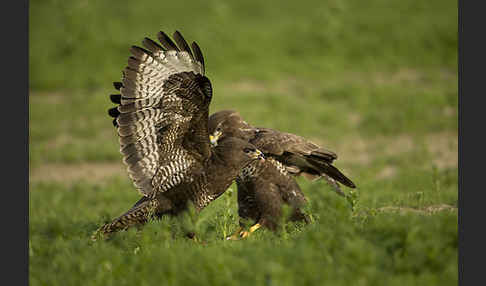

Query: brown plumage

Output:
[93, 31, 265, 240]
[95, 137, 264, 238]
[235, 157, 310, 233]
[208, 110, 356, 238]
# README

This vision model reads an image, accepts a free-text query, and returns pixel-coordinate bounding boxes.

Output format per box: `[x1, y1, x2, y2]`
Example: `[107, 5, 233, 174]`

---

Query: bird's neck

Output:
[204, 151, 242, 196]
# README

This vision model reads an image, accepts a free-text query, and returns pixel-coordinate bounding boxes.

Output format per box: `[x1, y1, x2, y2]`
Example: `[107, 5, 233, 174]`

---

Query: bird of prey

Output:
[92, 31, 265, 240]
[208, 110, 356, 239]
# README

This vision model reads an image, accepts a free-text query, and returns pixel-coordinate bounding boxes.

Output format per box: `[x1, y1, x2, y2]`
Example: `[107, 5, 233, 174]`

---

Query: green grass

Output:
[30, 0, 458, 285]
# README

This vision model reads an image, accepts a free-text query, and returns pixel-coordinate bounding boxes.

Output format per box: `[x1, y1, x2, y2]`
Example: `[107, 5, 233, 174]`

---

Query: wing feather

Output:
[208, 110, 355, 189]
[191, 42, 205, 74]
[107, 31, 211, 197]
[113, 81, 123, 90]
[157, 31, 180, 51]
[173, 31, 194, 59]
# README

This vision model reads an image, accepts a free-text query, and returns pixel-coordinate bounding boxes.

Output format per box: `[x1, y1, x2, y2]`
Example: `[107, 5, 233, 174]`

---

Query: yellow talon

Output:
[226, 226, 244, 240]
[239, 230, 250, 238]
[226, 223, 262, 240]
[249, 223, 261, 233]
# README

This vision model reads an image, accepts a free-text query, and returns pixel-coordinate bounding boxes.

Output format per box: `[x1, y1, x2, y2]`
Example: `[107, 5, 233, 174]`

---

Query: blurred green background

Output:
[29, 0, 458, 285]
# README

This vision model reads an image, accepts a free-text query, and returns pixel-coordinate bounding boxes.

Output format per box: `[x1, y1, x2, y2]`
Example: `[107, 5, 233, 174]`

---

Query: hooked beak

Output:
[209, 130, 222, 147]
[250, 149, 265, 161]
[209, 135, 217, 147]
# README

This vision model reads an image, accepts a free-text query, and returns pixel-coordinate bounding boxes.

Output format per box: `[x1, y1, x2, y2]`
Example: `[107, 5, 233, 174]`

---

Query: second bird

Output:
[208, 110, 356, 239]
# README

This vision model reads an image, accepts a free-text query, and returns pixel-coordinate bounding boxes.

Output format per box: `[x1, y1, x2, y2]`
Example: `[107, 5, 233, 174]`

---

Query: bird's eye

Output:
[243, 147, 253, 153]
[216, 127, 222, 132]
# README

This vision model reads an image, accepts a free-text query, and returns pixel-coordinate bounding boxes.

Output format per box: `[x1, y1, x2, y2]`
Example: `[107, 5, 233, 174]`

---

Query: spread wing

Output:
[108, 31, 213, 197]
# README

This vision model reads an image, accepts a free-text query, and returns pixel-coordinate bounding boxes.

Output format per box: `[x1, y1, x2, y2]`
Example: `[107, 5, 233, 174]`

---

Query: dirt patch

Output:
[372, 68, 425, 86]
[443, 106, 456, 117]
[29, 91, 66, 104]
[222, 77, 302, 96]
[30, 162, 126, 184]
[316, 131, 457, 170]
[375, 204, 457, 215]
[384, 134, 414, 157]
[426, 131, 458, 169]
[347, 113, 362, 127]
[225, 81, 270, 94]
[44, 134, 75, 150]
[376, 166, 398, 180]
[338, 136, 373, 165]
[339, 68, 428, 87]
[42, 127, 116, 150]
[318, 134, 415, 167]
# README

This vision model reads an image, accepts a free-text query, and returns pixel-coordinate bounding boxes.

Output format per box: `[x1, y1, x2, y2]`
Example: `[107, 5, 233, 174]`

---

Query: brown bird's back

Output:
[209, 110, 356, 238]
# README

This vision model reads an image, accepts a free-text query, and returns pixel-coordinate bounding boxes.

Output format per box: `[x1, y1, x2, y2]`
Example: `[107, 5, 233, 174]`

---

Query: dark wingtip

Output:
[191, 41, 205, 73]
[142, 37, 165, 52]
[108, 107, 120, 118]
[130, 45, 152, 56]
[157, 31, 179, 51]
[110, 94, 121, 104]
[173, 30, 194, 59]
[113, 82, 123, 90]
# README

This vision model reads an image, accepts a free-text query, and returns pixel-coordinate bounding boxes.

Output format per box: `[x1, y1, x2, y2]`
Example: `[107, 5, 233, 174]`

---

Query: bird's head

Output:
[213, 137, 265, 169]
[208, 110, 254, 147]
[243, 147, 265, 161]
[209, 125, 223, 147]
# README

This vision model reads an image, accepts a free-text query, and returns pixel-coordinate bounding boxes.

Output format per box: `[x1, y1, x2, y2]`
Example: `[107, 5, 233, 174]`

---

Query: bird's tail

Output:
[307, 157, 356, 189]
[91, 198, 159, 240]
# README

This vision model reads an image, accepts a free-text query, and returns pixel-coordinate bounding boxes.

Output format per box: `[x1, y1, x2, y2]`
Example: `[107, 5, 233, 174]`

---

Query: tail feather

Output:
[307, 158, 356, 188]
[91, 198, 159, 240]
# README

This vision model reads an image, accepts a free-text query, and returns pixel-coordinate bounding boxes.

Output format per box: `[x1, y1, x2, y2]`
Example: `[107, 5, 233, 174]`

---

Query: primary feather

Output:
[108, 31, 210, 197]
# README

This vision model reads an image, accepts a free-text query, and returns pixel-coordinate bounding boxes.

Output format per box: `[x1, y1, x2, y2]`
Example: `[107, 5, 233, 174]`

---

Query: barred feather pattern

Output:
[235, 157, 308, 229]
[183, 174, 216, 210]
[235, 157, 291, 220]
[237, 157, 287, 182]
[111, 31, 211, 197]
[161, 167, 227, 211]
[151, 149, 196, 197]
[237, 161, 259, 182]
[92, 199, 160, 239]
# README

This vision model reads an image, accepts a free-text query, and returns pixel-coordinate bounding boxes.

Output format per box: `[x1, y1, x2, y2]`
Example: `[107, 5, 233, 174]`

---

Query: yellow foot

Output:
[226, 223, 262, 240]
[226, 227, 244, 240]
[249, 223, 262, 233]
